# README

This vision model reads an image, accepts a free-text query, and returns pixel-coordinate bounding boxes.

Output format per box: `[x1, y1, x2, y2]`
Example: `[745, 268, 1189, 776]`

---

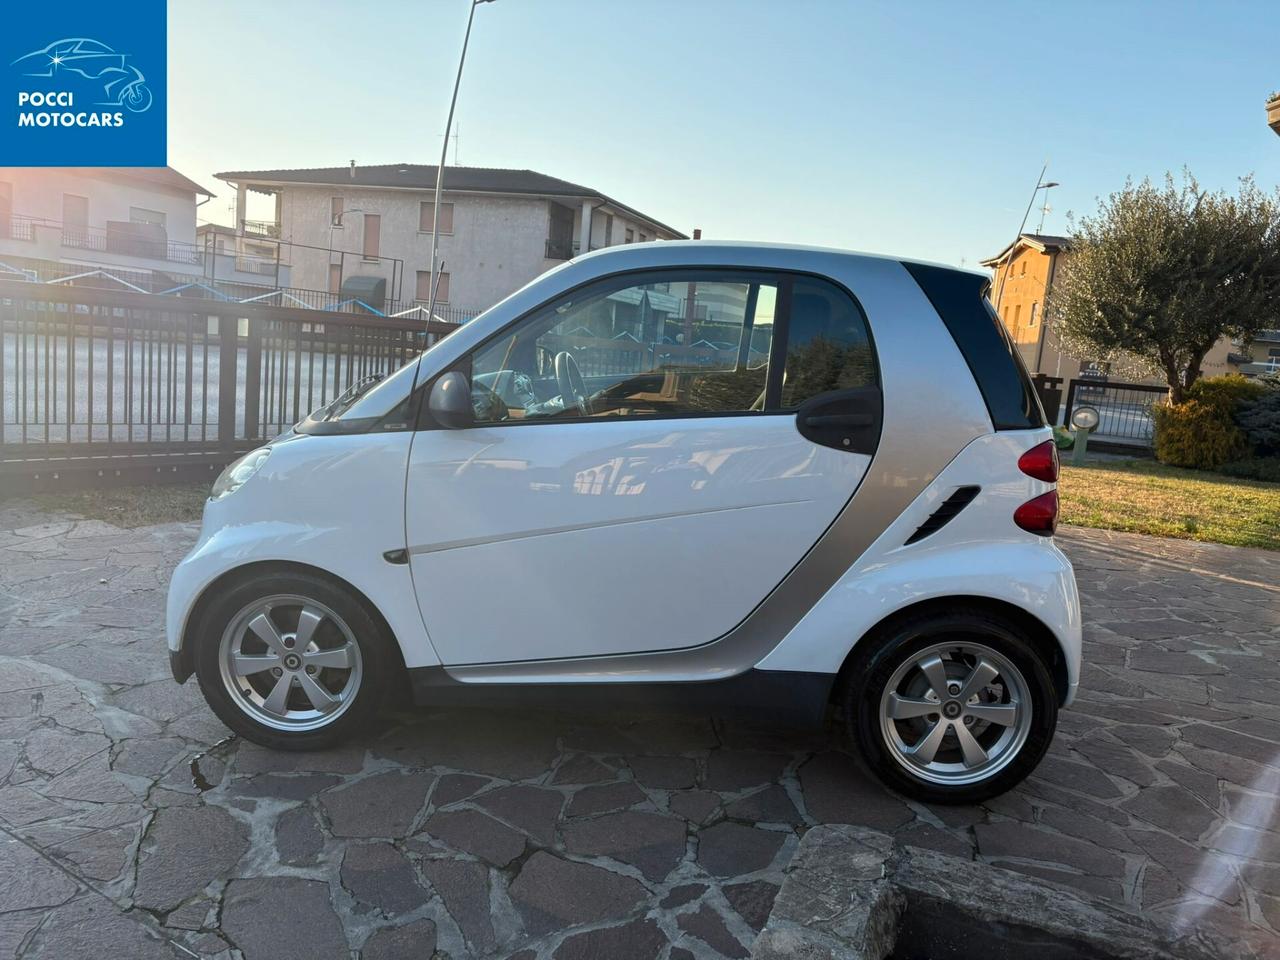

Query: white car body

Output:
[167, 241, 1080, 799]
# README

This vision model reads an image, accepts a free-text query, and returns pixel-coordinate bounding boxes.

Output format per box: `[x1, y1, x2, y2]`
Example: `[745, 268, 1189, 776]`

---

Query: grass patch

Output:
[26, 481, 209, 529]
[1059, 458, 1280, 550]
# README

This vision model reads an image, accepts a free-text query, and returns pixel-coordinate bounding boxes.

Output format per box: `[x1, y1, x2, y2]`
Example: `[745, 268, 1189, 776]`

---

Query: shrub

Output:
[1052, 425, 1075, 450]
[1185, 373, 1266, 412]
[1218, 457, 1280, 483]
[1233, 383, 1280, 457]
[1153, 398, 1250, 469]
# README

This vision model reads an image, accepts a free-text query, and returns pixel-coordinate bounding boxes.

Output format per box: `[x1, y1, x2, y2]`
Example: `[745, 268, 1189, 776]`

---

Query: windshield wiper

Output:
[317, 373, 385, 421]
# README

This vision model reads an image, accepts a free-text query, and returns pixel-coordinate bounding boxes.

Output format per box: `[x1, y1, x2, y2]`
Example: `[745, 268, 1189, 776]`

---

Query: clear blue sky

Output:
[170, 0, 1280, 267]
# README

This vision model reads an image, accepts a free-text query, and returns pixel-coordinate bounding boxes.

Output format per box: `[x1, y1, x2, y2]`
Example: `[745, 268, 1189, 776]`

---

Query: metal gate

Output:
[0, 278, 458, 491]
[1063, 377, 1169, 447]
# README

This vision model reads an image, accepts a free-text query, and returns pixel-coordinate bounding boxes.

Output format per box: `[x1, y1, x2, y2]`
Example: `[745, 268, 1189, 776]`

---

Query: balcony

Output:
[2, 215, 203, 266]
[241, 219, 282, 239]
[545, 237, 574, 261]
[234, 256, 281, 276]
[1269, 92, 1280, 137]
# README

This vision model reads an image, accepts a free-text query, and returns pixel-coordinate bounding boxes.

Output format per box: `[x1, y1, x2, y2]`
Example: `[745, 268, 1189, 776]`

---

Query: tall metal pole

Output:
[993, 163, 1047, 317]
[426, 0, 485, 329]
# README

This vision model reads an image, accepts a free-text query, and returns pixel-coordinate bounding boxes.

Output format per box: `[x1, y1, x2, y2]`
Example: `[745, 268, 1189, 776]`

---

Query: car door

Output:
[404, 268, 881, 666]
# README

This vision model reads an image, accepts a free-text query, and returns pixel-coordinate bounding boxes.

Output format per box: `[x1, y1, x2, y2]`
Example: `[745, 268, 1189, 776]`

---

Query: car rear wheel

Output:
[193, 570, 395, 750]
[843, 609, 1058, 804]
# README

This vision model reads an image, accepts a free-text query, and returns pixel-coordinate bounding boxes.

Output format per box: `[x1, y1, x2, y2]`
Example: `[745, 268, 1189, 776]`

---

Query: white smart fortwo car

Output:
[167, 241, 1080, 803]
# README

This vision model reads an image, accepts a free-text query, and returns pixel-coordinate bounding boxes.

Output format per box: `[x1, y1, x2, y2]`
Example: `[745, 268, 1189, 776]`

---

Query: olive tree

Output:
[1048, 173, 1280, 402]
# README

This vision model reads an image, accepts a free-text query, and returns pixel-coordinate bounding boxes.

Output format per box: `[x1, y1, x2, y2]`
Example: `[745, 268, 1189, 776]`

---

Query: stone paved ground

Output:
[0, 501, 1278, 960]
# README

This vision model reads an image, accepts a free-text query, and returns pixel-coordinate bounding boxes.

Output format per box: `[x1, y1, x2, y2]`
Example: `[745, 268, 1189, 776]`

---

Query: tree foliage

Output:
[1048, 173, 1280, 401]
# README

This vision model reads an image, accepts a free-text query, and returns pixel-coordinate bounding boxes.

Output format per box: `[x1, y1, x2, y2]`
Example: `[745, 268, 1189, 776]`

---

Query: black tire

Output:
[842, 608, 1058, 805]
[193, 569, 397, 751]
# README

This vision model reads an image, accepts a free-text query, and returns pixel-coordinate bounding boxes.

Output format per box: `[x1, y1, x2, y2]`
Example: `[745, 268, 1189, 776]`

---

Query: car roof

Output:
[573, 239, 989, 281]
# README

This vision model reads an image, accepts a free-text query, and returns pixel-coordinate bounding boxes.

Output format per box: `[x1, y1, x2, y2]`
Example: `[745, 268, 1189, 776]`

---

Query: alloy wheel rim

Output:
[878, 640, 1032, 786]
[218, 594, 363, 732]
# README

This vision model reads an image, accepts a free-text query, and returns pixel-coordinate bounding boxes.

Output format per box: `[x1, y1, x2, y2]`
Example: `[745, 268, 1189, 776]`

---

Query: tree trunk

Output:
[1182, 343, 1213, 399]
[1163, 358, 1185, 404]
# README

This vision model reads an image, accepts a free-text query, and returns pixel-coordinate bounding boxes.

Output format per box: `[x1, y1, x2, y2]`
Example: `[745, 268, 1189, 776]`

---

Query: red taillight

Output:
[1014, 490, 1058, 536]
[1018, 440, 1059, 483]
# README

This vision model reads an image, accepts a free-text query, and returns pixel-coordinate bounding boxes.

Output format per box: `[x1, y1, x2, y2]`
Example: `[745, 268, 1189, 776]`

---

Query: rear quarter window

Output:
[902, 261, 1045, 430]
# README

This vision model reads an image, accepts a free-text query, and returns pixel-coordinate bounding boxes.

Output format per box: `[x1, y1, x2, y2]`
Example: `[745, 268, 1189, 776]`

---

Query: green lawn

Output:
[1059, 458, 1280, 550]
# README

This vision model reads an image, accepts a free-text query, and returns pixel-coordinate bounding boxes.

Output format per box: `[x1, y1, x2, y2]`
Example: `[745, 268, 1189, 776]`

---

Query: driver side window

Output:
[469, 272, 778, 424]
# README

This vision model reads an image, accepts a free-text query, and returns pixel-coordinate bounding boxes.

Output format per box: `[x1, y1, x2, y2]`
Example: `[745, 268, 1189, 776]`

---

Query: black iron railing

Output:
[0, 280, 460, 479]
[1063, 378, 1169, 446]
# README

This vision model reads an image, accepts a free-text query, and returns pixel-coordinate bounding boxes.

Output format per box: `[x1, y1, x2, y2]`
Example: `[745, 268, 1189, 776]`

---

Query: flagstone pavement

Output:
[0, 500, 1277, 959]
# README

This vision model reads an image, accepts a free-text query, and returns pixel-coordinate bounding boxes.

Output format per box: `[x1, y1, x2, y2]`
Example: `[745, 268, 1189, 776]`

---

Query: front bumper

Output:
[170, 648, 193, 684]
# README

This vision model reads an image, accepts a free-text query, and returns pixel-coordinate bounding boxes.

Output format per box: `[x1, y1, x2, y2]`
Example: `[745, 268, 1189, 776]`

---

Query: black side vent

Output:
[905, 486, 981, 545]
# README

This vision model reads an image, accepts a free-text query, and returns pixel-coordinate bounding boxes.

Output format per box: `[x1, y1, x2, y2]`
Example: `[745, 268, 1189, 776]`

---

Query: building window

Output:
[63, 194, 88, 226]
[1020, 260, 1026, 276]
[331, 197, 344, 227]
[62, 194, 89, 247]
[625, 227, 634, 243]
[604, 215, 614, 245]
[639, 232, 648, 242]
[362, 214, 380, 260]
[416, 270, 450, 303]
[1013, 304, 1021, 328]
[329, 263, 342, 295]
[1029, 302, 1039, 327]
[130, 207, 166, 227]
[546, 203, 574, 260]
[420, 201, 453, 234]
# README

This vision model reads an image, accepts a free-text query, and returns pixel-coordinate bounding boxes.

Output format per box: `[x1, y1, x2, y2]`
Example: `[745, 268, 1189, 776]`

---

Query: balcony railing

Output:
[234, 256, 279, 276]
[545, 237, 573, 260]
[0, 250, 483, 325]
[2, 215, 204, 266]
[242, 219, 282, 239]
[0, 215, 35, 242]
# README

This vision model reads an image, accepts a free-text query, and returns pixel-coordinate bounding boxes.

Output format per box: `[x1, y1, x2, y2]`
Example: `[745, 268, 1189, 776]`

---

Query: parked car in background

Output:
[166, 241, 1080, 804]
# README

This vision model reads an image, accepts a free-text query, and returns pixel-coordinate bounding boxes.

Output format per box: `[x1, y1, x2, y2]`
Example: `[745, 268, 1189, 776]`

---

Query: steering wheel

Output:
[554, 351, 593, 416]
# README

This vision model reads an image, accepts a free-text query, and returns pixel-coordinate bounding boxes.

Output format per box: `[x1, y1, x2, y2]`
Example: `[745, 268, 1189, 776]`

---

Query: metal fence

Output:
[0, 279, 459, 488]
[1063, 377, 1169, 447]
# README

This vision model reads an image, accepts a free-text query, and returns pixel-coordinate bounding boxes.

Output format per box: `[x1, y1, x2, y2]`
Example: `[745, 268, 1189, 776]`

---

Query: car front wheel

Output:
[843, 609, 1058, 804]
[193, 570, 394, 750]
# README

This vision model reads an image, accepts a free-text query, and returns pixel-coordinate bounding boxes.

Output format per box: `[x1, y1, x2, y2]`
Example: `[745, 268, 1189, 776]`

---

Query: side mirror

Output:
[428, 370, 473, 429]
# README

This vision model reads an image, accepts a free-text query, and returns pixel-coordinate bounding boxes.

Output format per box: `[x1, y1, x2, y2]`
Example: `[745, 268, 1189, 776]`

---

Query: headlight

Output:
[210, 448, 271, 501]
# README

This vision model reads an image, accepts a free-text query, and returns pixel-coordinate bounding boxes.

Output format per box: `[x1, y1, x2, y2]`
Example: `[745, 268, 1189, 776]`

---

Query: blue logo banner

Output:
[4, 0, 166, 166]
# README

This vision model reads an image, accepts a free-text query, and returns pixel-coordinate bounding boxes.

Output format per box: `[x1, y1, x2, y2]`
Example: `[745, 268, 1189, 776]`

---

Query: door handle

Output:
[803, 413, 874, 429]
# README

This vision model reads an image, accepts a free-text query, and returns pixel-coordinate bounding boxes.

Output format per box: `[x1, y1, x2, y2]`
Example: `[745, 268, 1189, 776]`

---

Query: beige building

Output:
[214, 163, 684, 311]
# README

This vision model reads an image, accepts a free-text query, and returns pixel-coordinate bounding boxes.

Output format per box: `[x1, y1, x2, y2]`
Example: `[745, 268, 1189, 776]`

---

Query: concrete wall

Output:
[278, 186, 560, 308]
[275, 185, 680, 310]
